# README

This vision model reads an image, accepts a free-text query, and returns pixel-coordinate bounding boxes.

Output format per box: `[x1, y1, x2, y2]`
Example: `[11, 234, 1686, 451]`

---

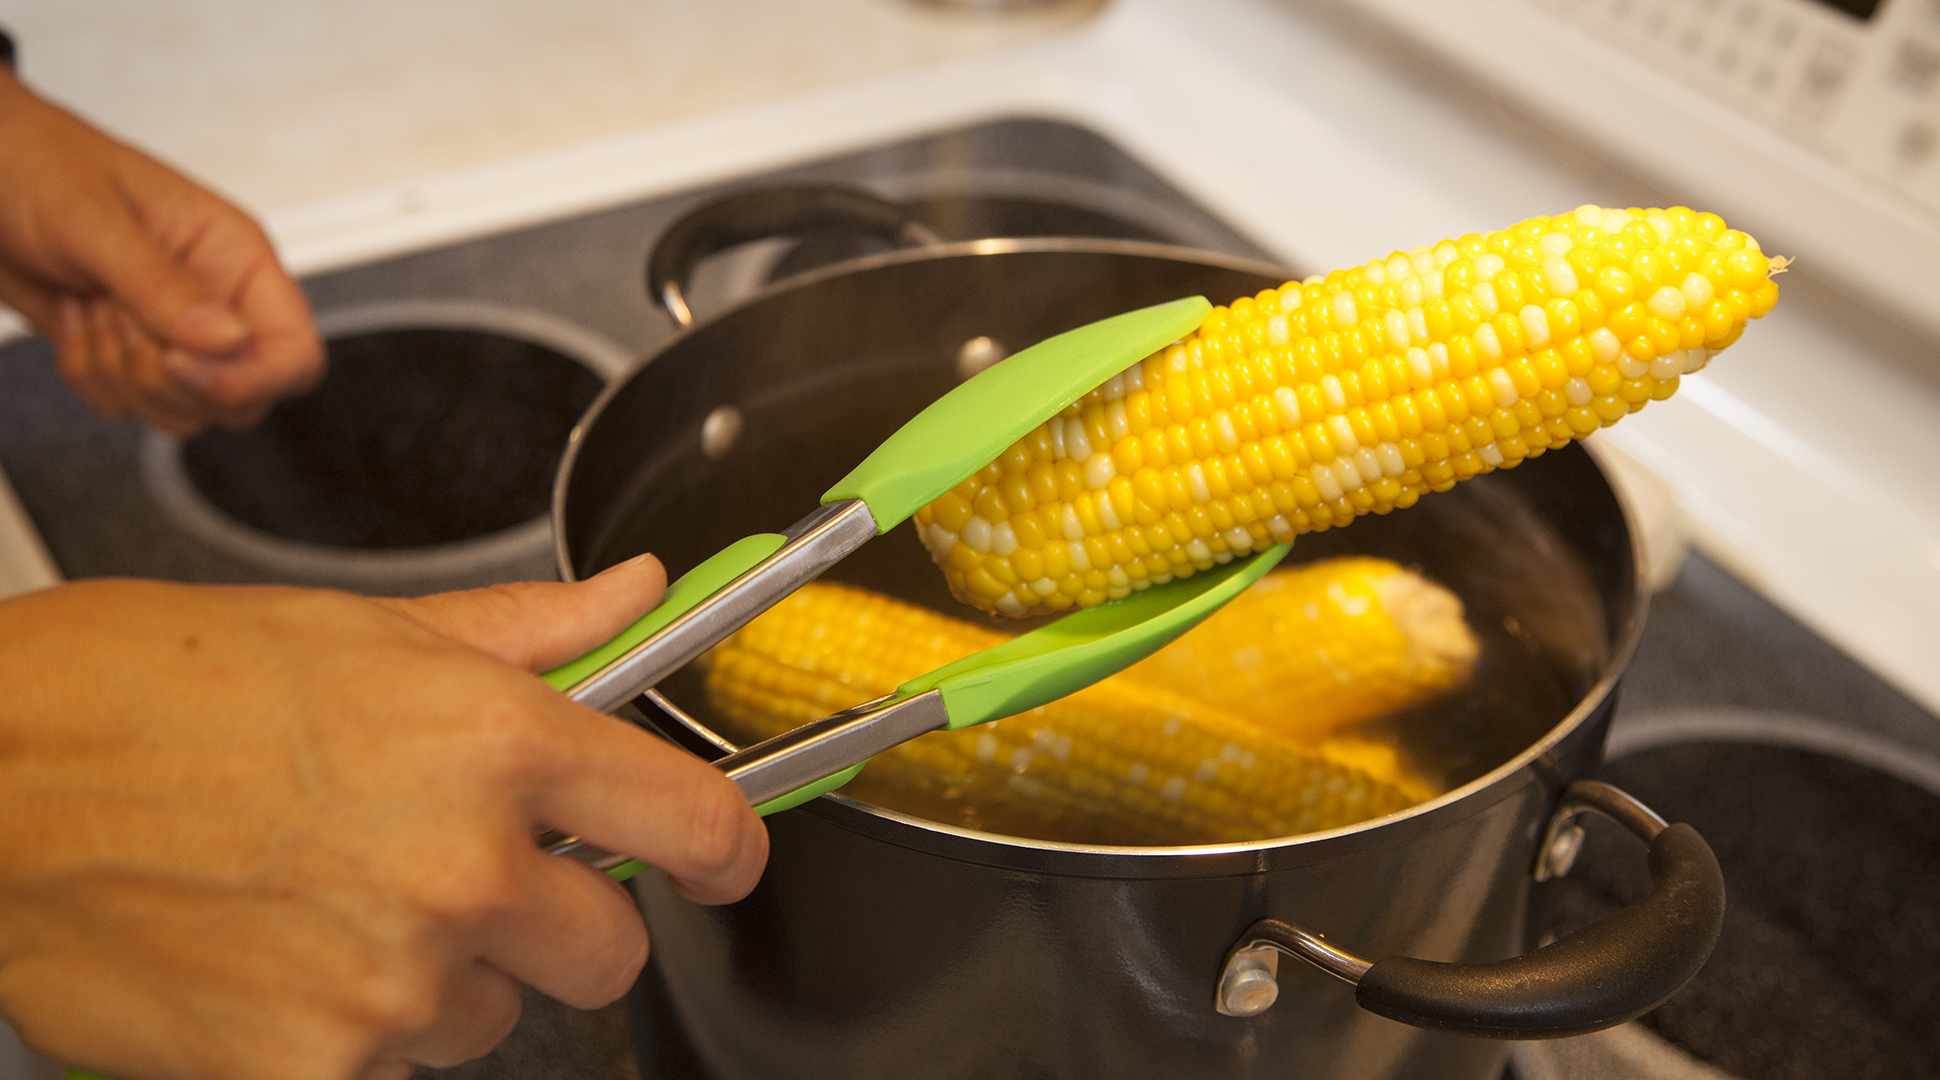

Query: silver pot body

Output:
[554, 238, 1649, 1080]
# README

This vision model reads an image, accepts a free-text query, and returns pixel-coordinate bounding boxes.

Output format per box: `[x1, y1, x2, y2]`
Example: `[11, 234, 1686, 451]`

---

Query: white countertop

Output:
[3, 0, 1936, 718]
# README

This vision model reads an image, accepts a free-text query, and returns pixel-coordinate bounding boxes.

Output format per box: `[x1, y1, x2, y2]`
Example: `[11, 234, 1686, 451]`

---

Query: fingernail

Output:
[178, 302, 250, 349]
[598, 552, 661, 575]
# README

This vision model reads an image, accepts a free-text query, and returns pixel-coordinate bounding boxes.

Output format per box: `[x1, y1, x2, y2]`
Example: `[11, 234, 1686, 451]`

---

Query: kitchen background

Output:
[2, 0, 1937, 1078]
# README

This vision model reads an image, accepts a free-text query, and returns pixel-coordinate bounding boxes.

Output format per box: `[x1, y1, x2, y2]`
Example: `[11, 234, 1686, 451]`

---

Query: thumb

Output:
[380, 554, 668, 674]
[66, 204, 249, 354]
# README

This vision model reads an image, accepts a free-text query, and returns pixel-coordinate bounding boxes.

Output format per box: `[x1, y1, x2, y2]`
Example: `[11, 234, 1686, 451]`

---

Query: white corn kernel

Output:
[1274, 386, 1302, 426]
[1473, 281, 1500, 317]
[1400, 275, 1426, 309]
[1067, 539, 1091, 572]
[1617, 354, 1650, 379]
[1589, 327, 1622, 363]
[1354, 447, 1383, 482]
[1187, 463, 1212, 503]
[1542, 256, 1579, 297]
[1327, 415, 1360, 454]
[1213, 411, 1240, 453]
[1084, 452, 1116, 490]
[1681, 272, 1714, 310]
[1565, 378, 1593, 405]
[1428, 343, 1451, 378]
[1384, 310, 1411, 351]
[1489, 367, 1520, 407]
[1475, 323, 1503, 361]
[1315, 468, 1344, 502]
[1322, 375, 1347, 412]
[991, 521, 1018, 556]
[1064, 421, 1093, 462]
[1097, 493, 1122, 531]
[1520, 304, 1551, 347]
[1650, 353, 1685, 381]
[1648, 285, 1687, 319]
[1332, 290, 1358, 327]
[1407, 347, 1435, 388]
[961, 516, 992, 552]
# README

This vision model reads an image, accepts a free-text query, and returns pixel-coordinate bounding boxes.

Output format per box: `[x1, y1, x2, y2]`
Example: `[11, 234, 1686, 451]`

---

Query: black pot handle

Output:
[1214, 780, 1725, 1039]
[645, 184, 942, 327]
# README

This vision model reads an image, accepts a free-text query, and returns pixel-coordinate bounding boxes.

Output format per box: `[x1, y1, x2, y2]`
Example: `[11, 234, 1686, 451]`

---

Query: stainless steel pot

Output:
[552, 188, 1724, 1080]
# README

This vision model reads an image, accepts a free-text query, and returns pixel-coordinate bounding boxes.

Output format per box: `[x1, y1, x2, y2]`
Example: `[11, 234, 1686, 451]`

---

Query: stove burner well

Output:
[1536, 723, 1940, 1080]
[182, 327, 602, 549]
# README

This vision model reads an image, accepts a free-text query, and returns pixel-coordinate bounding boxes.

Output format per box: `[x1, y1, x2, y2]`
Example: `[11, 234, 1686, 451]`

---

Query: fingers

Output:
[45, 287, 306, 437]
[374, 961, 523, 1070]
[0, 257, 57, 331]
[63, 195, 249, 358]
[197, 244, 326, 424]
[53, 295, 130, 421]
[528, 708, 768, 907]
[381, 553, 668, 673]
[473, 850, 649, 1010]
[52, 295, 213, 435]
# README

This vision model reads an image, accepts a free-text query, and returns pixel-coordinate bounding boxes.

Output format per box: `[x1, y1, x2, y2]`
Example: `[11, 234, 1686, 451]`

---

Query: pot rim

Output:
[552, 235, 1652, 876]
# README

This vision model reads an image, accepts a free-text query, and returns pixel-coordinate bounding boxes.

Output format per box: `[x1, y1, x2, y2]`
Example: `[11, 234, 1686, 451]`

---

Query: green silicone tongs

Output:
[539, 295, 1213, 713]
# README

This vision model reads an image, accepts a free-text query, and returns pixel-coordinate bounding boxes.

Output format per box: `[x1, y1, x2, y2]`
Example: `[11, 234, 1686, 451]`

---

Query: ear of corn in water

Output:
[916, 205, 1781, 618]
[700, 557, 1471, 845]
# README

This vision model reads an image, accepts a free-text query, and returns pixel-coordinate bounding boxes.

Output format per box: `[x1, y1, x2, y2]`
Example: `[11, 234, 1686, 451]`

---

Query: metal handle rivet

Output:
[1219, 965, 1279, 1017]
[702, 406, 744, 459]
[956, 336, 1006, 380]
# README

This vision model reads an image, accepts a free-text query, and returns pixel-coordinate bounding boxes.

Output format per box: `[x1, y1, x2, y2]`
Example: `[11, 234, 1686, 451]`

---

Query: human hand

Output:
[0, 557, 767, 1080]
[0, 68, 323, 436]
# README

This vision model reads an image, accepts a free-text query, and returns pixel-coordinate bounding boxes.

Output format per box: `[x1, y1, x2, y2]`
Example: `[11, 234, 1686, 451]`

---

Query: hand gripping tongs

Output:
[534, 297, 1292, 875]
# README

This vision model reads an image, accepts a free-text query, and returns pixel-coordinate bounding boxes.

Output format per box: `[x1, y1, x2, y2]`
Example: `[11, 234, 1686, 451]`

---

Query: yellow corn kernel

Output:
[698, 578, 1440, 845]
[923, 205, 1779, 616]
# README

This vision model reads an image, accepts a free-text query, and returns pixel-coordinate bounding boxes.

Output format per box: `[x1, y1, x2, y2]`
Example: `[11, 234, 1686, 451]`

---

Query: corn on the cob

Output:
[1122, 556, 1477, 744]
[915, 204, 1783, 616]
[698, 578, 1437, 845]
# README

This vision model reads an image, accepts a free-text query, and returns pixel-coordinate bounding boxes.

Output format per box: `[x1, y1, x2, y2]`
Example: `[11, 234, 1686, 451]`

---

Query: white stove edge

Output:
[3, 0, 1934, 724]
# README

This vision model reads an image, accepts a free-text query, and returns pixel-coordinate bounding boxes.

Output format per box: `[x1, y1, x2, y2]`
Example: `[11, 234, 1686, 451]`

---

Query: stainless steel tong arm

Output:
[565, 498, 879, 714]
[714, 689, 949, 806]
[542, 690, 950, 871]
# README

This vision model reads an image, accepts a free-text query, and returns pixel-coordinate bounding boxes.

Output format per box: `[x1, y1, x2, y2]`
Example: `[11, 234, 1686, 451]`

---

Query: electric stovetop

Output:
[2, 117, 1933, 1080]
